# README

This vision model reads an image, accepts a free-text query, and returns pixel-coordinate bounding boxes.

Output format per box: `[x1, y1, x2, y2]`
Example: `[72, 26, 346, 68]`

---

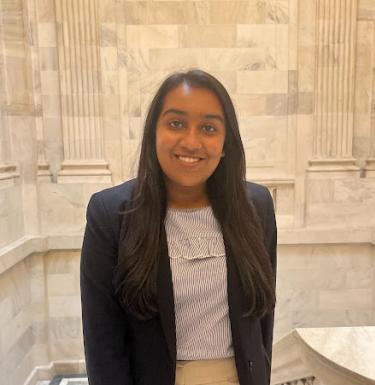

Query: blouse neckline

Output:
[167, 205, 211, 213]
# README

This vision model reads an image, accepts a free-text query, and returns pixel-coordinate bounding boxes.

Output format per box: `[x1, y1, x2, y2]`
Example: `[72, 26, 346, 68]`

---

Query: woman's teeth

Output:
[178, 156, 200, 163]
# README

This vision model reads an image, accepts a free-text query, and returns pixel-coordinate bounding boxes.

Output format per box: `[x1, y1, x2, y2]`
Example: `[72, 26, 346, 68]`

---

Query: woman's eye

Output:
[169, 120, 184, 129]
[202, 125, 216, 133]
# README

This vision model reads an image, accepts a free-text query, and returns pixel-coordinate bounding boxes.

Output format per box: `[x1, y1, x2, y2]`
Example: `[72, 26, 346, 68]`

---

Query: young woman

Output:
[80, 69, 277, 385]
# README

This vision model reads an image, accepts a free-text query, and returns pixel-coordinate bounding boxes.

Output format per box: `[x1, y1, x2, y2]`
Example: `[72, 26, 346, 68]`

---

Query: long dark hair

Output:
[113, 69, 275, 320]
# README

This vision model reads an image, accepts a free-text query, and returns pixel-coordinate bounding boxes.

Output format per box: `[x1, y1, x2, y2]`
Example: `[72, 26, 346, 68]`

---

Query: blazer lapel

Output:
[156, 226, 177, 365]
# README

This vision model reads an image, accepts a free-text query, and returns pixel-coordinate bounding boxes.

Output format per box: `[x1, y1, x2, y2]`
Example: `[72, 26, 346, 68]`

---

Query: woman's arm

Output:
[80, 193, 133, 385]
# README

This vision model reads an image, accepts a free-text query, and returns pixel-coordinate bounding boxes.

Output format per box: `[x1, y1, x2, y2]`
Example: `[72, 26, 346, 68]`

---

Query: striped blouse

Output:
[164, 205, 234, 360]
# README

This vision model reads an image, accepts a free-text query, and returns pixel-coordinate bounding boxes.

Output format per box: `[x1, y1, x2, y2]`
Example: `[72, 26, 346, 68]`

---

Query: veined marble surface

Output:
[296, 327, 375, 381]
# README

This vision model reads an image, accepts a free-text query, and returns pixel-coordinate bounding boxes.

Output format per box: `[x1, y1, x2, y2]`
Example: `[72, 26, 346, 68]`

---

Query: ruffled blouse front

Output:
[164, 205, 234, 360]
[165, 206, 226, 260]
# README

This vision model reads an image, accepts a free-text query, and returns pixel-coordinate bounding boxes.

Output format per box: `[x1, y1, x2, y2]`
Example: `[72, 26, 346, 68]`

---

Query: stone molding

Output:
[25, 360, 86, 385]
[1, 228, 374, 276]
[309, 0, 360, 175]
[364, 158, 375, 177]
[55, 0, 111, 182]
[0, 163, 19, 189]
[0, 164, 19, 179]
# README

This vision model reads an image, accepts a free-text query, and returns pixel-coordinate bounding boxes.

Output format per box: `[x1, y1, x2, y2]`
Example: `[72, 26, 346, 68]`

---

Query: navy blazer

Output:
[80, 178, 277, 385]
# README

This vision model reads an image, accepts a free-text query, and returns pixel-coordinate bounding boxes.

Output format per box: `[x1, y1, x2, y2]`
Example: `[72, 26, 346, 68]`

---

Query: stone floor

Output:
[36, 375, 88, 385]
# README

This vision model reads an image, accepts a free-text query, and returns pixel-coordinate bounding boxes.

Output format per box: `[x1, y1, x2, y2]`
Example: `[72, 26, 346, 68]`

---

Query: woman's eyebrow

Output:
[162, 108, 187, 117]
[204, 114, 224, 124]
[162, 108, 224, 123]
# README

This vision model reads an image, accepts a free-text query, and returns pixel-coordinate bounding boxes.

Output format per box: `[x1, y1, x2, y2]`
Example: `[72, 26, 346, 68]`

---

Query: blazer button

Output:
[248, 360, 253, 371]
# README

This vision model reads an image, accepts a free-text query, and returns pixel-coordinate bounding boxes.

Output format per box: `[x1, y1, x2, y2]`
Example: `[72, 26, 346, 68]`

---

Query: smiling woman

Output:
[80, 69, 277, 385]
[156, 84, 226, 208]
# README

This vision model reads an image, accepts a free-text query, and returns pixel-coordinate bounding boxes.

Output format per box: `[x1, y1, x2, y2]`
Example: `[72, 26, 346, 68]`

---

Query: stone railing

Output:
[275, 377, 316, 385]
[271, 327, 375, 385]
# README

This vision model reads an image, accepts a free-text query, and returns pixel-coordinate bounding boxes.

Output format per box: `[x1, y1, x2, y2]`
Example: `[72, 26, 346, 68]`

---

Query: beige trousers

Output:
[175, 357, 240, 385]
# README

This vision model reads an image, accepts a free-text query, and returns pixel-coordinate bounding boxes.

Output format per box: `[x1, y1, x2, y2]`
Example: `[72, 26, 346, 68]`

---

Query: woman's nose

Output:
[179, 127, 203, 151]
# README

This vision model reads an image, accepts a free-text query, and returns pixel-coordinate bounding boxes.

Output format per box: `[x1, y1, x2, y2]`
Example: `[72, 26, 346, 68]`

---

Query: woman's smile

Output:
[174, 154, 205, 166]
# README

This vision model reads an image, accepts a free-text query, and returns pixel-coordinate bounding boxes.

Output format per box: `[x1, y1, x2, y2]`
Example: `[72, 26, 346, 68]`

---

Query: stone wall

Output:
[0, 0, 375, 384]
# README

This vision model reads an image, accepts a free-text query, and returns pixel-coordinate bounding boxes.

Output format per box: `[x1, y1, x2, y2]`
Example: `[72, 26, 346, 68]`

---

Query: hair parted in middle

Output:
[113, 69, 276, 320]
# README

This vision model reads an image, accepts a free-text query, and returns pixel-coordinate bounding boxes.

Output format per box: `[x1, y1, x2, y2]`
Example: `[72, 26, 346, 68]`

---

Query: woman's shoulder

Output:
[244, 181, 275, 231]
[93, 178, 137, 204]
[86, 178, 137, 241]
[244, 180, 273, 207]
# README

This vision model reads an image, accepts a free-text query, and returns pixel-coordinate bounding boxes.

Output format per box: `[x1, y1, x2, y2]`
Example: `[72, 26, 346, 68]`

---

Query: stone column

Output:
[364, 74, 375, 177]
[308, 0, 360, 177]
[55, 0, 111, 182]
[26, 0, 52, 181]
[0, 0, 20, 185]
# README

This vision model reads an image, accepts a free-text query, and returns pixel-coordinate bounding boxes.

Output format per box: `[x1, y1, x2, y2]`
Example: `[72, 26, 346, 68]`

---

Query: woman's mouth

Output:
[175, 155, 204, 165]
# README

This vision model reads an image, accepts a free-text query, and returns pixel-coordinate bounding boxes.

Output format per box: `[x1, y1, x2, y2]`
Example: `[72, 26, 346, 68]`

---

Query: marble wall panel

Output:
[126, 25, 179, 49]
[237, 24, 288, 49]
[38, 183, 111, 234]
[306, 202, 375, 228]
[240, 116, 289, 164]
[0, 255, 37, 385]
[232, 94, 267, 116]
[205, 48, 265, 71]
[180, 25, 236, 48]
[237, 71, 289, 94]
[306, 178, 375, 226]
[209, 1, 266, 24]
[147, 48, 207, 71]
[275, 243, 375, 340]
[99, 23, 117, 47]
[0, 184, 24, 248]
[358, 0, 375, 19]
[45, 251, 84, 362]
[119, 1, 204, 24]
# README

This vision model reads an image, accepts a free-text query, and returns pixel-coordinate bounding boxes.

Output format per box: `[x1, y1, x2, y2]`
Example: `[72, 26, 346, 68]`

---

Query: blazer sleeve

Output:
[260, 188, 277, 375]
[80, 192, 133, 385]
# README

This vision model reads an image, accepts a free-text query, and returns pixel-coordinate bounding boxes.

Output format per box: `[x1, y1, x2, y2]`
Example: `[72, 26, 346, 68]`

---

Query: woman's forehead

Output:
[161, 83, 224, 116]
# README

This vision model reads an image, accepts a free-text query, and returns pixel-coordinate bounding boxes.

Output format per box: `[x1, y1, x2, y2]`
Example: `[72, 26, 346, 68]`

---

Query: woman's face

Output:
[155, 83, 226, 194]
